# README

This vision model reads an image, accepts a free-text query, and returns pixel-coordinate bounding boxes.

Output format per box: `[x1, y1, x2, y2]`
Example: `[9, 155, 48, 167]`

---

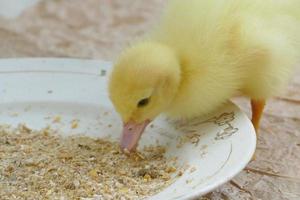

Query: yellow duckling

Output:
[109, 0, 300, 151]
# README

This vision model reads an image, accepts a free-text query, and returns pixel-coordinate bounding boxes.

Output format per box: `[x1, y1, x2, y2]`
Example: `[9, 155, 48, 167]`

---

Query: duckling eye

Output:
[137, 98, 150, 108]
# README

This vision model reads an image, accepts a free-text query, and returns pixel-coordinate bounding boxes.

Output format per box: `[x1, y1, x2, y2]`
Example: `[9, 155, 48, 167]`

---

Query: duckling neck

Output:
[165, 54, 243, 119]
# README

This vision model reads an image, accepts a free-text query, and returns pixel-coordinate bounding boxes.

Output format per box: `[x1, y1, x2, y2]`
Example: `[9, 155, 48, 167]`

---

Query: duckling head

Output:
[109, 42, 181, 151]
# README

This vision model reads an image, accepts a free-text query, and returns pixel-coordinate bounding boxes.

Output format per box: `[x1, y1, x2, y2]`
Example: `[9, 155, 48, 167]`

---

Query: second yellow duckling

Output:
[109, 0, 300, 151]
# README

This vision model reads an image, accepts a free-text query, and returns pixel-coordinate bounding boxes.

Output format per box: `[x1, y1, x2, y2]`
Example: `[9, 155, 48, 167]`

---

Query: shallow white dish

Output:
[0, 58, 256, 199]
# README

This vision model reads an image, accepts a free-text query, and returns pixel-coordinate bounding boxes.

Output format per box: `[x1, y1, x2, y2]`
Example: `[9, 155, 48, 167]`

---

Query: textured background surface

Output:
[0, 0, 299, 199]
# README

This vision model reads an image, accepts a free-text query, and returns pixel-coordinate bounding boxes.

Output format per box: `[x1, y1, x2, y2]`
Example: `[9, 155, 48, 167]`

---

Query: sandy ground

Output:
[0, 0, 299, 199]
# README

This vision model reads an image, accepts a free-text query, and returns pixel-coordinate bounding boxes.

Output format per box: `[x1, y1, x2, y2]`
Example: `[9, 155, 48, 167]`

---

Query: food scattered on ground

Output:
[0, 124, 181, 200]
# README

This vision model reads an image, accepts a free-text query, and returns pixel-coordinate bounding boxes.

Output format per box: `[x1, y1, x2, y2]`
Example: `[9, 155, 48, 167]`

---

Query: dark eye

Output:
[137, 98, 150, 107]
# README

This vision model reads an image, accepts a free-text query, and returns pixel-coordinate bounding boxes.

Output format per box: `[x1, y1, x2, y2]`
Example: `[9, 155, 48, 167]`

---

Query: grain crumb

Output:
[52, 116, 61, 123]
[186, 179, 193, 184]
[190, 166, 197, 173]
[71, 119, 79, 129]
[165, 166, 177, 173]
[9, 112, 19, 117]
[177, 171, 183, 177]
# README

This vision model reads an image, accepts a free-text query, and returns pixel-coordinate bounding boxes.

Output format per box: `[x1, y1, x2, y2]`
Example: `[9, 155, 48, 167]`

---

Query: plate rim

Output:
[183, 110, 256, 200]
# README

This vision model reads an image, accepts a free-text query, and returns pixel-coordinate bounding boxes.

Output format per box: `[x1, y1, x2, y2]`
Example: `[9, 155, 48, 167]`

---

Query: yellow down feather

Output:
[109, 0, 300, 122]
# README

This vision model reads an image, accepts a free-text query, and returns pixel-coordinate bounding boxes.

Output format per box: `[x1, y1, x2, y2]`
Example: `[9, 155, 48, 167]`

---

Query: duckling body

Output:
[109, 0, 300, 151]
[151, 0, 300, 119]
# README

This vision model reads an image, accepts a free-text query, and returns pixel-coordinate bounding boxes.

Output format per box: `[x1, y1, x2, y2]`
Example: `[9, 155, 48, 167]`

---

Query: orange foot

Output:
[251, 99, 266, 133]
[250, 99, 266, 161]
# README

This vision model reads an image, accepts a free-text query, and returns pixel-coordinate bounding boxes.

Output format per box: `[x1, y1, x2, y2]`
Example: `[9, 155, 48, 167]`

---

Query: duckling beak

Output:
[120, 120, 151, 152]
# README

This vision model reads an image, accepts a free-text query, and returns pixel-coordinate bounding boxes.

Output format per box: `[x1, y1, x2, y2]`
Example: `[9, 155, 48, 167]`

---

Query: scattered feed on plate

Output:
[0, 124, 181, 200]
[70, 119, 80, 129]
[52, 116, 61, 123]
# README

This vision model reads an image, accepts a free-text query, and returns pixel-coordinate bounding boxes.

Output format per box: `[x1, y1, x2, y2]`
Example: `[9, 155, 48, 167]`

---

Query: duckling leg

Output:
[251, 99, 266, 132]
[250, 99, 265, 161]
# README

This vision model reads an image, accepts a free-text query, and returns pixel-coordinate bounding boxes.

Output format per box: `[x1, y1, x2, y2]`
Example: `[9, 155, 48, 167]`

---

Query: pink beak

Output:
[120, 120, 151, 152]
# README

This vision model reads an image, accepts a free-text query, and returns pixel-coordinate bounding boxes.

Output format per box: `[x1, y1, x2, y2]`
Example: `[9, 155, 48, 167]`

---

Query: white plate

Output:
[0, 58, 256, 200]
